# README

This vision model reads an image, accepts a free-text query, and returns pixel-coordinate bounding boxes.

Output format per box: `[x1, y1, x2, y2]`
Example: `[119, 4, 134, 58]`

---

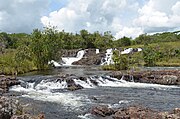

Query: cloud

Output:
[1, 0, 180, 38]
[0, 0, 49, 33]
[115, 27, 143, 39]
[134, 0, 180, 33]
[41, 0, 140, 39]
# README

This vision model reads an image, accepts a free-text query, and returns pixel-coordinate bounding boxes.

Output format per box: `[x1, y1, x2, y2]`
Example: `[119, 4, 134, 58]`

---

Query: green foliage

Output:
[0, 28, 180, 74]
[30, 27, 62, 70]
[113, 50, 128, 70]
[142, 45, 157, 66]
[115, 36, 131, 47]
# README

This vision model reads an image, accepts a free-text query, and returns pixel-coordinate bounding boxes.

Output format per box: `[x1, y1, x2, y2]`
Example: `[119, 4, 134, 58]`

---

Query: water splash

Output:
[61, 50, 85, 65]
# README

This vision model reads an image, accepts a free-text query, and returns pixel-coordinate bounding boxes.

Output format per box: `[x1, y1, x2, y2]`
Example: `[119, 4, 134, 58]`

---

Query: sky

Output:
[0, 0, 180, 39]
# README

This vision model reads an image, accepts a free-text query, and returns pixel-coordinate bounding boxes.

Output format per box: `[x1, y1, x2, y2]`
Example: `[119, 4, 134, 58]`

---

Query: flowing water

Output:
[10, 66, 180, 119]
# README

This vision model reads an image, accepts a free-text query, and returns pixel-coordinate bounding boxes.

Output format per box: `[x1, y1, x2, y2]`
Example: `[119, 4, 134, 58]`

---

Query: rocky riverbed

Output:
[111, 70, 180, 85]
[0, 75, 20, 93]
[0, 96, 44, 119]
[91, 105, 180, 119]
[1, 68, 180, 119]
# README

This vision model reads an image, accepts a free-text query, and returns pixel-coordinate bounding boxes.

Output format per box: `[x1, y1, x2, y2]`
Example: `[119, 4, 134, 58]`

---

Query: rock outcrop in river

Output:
[0, 75, 20, 93]
[111, 70, 180, 85]
[91, 105, 180, 119]
[0, 96, 44, 119]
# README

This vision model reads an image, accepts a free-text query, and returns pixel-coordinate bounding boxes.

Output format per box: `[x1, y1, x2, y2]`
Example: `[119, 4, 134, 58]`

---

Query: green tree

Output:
[142, 45, 157, 66]
[113, 50, 128, 70]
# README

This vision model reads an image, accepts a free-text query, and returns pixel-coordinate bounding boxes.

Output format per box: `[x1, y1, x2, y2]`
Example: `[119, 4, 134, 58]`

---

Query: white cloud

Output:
[1, 0, 180, 38]
[134, 0, 180, 33]
[115, 27, 143, 39]
[172, 1, 180, 15]
[0, 0, 49, 33]
[41, 0, 139, 39]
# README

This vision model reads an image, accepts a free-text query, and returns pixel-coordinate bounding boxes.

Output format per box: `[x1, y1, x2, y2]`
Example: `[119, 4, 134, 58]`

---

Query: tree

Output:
[113, 50, 128, 70]
[116, 36, 131, 47]
[30, 27, 62, 70]
[142, 45, 157, 66]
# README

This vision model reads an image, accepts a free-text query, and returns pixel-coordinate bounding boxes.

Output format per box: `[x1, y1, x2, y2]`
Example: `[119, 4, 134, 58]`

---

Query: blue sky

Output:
[0, 0, 180, 39]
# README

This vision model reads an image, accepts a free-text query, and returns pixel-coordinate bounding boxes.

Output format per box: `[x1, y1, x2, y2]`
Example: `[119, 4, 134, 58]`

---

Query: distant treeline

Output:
[0, 27, 180, 73]
[1, 27, 180, 50]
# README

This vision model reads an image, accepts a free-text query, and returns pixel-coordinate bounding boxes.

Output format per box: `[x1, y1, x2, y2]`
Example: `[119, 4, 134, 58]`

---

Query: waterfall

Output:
[96, 49, 99, 54]
[61, 50, 85, 65]
[101, 48, 114, 65]
[121, 48, 133, 54]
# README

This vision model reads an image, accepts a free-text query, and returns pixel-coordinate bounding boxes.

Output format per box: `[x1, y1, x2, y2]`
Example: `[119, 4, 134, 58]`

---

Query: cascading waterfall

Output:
[101, 48, 114, 65]
[61, 50, 85, 65]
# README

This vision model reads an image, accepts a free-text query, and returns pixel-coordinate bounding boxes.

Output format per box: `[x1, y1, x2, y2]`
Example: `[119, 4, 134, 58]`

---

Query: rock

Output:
[0, 96, 44, 119]
[111, 70, 180, 85]
[0, 75, 20, 93]
[91, 105, 114, 117]
[65, 76, 84, 91]
[73, 49, 105, 65]
[37, 113, 45, 119]
[0, 96, 23, 119]
[11, 114, 33, 119]
[91, 105, 180, 119]
[67, 85, 83, 91]
[113, 106, 159, 119]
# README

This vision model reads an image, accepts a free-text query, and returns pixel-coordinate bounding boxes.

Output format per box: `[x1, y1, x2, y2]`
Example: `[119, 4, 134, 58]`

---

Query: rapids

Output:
[10, 66, 180, 119]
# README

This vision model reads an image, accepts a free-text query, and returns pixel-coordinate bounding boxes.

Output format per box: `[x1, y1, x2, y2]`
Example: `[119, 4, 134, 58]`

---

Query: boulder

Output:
[0, 75, 20, 93]
[113, 106, 159, 119]
[91, 105, 115, 117]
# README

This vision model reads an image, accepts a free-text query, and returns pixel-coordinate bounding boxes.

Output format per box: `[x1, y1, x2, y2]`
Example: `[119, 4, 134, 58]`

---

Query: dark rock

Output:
[91, 105, 115, 117]
[0, 96, 23, 119]
[0, 75, 20, 93]
[113, 106, 159, 119]
[73, 49, 105, 65]
[111, 70, 180, 85]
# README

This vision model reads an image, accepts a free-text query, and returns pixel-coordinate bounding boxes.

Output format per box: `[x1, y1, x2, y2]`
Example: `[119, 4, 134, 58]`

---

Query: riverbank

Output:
[0, 96, 45, 119]
[91, 105, 180, 119]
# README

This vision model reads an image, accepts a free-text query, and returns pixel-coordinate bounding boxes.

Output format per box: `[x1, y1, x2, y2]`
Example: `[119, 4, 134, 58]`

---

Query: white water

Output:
[10, 75, 179, 112]
[48, 60, 61, 67]
[96, 49, 99, 54]
[11, 76, 179, 93]
[61, 50, 85, 65]
[101, 48, 114, 65]
[10, 81, 89, 110]
[121, 48, 133, 54]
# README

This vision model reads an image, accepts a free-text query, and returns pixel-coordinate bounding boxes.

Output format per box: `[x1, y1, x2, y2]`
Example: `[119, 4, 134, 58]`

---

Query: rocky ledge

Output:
[91, 105, 180, 119]
[111, 70, 180, 85]
[0, 75, 20, 93]
[0, 96, 44, 119]
[73, 49, 105, 65]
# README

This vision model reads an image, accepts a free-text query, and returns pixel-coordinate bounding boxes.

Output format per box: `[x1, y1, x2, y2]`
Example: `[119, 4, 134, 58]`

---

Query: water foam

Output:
[62, 50, 85, 65]
[101, 48, 114, 65]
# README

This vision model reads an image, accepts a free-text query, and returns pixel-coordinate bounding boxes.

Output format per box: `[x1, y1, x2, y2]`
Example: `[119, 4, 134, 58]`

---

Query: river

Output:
[10, 66, 180, 119]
